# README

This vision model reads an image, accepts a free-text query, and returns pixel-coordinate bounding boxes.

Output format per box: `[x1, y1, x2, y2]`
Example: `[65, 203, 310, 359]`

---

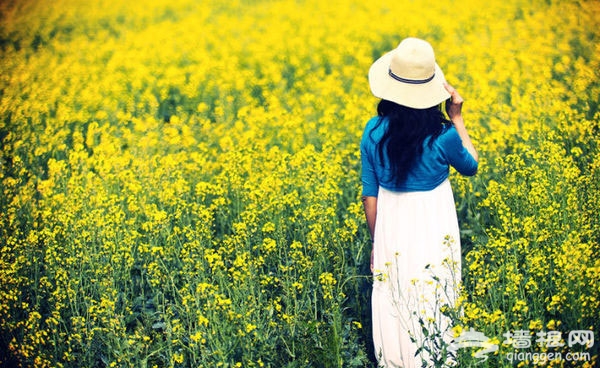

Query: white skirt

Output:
[372, 179, 461, 368]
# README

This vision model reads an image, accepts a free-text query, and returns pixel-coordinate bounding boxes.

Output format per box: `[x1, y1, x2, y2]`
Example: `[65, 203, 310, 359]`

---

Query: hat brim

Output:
[368, 51, 451, 109]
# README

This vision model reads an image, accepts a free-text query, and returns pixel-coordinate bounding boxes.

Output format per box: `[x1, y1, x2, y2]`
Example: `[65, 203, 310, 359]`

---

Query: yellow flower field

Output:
[1, 0, 599, 366]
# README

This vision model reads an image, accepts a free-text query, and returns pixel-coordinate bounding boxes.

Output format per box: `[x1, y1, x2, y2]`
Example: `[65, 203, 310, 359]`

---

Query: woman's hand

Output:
[444, 83, 464, 121]
[443, 82, 479, 162]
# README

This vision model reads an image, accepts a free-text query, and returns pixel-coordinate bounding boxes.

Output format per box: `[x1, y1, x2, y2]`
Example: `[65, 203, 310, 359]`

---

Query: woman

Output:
[361, 38, 478, 367]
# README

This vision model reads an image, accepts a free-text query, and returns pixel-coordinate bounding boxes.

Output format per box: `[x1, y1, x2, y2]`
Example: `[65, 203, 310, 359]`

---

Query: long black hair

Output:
[373, 99, 449, 186]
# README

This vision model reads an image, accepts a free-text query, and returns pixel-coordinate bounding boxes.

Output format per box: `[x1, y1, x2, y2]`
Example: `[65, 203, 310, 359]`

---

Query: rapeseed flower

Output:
[1, 0, 599, 366]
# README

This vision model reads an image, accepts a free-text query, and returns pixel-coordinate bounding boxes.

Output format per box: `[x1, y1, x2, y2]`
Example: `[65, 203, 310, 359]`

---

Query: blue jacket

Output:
[360, 116, 478, 196]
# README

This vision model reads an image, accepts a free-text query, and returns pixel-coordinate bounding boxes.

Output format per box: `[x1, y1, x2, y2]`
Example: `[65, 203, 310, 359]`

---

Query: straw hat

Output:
[368, 37, 450, 109]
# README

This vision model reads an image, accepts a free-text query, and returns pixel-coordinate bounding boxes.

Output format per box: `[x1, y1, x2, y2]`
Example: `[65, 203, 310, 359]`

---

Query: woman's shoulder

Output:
[437, 123, 460, 141]
[427, 123, 461, 151]
[365, 115, 383, 129]
[362, 116, 384, 140]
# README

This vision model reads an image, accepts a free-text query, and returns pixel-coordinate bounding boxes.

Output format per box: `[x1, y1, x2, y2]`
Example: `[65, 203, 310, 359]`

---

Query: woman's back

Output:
[360, 114, 478, 195]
